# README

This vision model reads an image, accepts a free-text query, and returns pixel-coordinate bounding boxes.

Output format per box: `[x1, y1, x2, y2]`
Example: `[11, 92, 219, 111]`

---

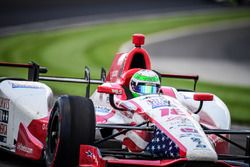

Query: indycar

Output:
[0, 34, 250, 167]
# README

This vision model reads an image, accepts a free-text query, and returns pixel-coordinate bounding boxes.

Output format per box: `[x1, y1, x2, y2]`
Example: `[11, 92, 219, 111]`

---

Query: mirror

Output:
[97, 83, 123, 95]
[193, 93, 213, 101]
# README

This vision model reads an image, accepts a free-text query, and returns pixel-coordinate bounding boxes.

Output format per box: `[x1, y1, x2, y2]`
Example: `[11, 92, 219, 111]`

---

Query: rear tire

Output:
[45, 95, 95, 167]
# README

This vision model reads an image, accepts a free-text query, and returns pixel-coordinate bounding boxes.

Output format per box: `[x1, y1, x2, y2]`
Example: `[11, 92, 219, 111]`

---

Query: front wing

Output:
[79, 145, 233, 167]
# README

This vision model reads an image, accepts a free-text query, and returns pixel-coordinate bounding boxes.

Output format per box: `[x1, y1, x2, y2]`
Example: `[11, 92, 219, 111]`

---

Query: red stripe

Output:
[160, 87, 176, 98]
[133, 130, 152, 143]
[123, 137, 144, 152]
[96, 110, 116, 123]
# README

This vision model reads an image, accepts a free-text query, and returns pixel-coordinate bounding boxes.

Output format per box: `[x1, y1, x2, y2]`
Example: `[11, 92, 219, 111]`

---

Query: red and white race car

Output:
[0, 34, 250, 167]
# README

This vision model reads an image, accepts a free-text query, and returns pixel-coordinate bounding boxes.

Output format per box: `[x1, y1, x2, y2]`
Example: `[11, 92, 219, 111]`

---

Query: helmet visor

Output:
[134, 83, 159, 95]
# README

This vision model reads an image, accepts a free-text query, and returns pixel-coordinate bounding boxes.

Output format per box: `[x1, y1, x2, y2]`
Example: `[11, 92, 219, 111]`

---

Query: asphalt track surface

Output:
[0, 1, 250, 167]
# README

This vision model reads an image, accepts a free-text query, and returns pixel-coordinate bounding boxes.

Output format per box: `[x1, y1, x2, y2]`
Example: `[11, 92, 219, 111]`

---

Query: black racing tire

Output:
[45, 95, 95, 167]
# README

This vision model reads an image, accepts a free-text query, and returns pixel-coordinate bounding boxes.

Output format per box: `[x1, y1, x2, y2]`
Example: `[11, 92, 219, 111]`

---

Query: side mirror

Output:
[193, 93, 213, 114]
[97, 83, 123, 95]
[194, 93, 213, 101]
[98, 83, 125, 111]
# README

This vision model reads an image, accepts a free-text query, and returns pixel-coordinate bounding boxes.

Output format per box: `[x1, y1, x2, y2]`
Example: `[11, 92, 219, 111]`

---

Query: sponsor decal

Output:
[111, 70, 118, 78]
[180, 93, 192, 100]
[179, 128, 201, 138]
[0, 97, 9, 110]
[0, 109, 8, 143]
[146, 97, 171, 109]
[161, 108, 179, 117]
[85, 150, 98, 164]
[179, 133, 201, 138]
[42, 123, 48, 131]
[180, 128, 198, 133]
[0, 135, 7, 143]
[191, 137, 206, 148]
[0, 123, 7, 136]
[120, 101, 137, 111]
[11, 82, 43, 89]
[16, 143, 33, 154]
[106, 97, 109, 103]
[111, 88, 122, 95]
[0, 109, 9, 123]
[95, 106, 111, 114]
[173, 118, 195, 127]
[117, 53, 127, 65]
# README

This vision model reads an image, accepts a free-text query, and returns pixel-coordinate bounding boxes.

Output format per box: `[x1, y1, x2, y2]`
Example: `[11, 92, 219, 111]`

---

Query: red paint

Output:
[98, 83, 123, 95]
[16, 122, 43, 160]
[78, 145, 232, 167]
[106, 47, 151, 82]
[132, 34, 145, 47]
[107, 158, 232, 166]
[161, 108, 178, 117]
[160, 87, 176, 98]
[209, 134, 230, 154]
[79, 145, 106, 167]
[96, 110, 116, 123]
[27, 116, 48, 146]
[123, 137, 144, 152]
[122, 47, 151, 73]
[119, 68, 141, 87]
[194, 93, 213, 101]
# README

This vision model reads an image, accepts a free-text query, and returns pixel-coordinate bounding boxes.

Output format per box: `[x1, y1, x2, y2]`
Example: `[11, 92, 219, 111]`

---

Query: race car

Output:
[0, 34, 250, 167]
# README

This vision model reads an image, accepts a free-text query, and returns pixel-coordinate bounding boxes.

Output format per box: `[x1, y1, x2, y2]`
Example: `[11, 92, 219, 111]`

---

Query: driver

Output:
[129, 69, 161, 97]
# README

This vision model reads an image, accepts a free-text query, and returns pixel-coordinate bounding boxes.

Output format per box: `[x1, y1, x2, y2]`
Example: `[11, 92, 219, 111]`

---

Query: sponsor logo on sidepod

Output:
[17, 143, 33, 154]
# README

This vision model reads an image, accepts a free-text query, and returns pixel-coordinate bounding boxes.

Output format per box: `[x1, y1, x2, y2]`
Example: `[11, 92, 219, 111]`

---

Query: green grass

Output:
[0, 9, 250, 124]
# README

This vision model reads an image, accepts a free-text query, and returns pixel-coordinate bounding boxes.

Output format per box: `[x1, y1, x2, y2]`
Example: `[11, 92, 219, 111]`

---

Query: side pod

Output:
[16, 123, 43, 160]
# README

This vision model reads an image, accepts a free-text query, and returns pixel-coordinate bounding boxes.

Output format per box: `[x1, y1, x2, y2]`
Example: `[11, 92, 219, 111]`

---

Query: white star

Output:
[156, 138, 160, 142]
[152, 146, 155, 151]
[162, 144, 166, 148]
[162, 137, 165, 141]
[169, 146, 172, 151]
[157, 145, 161, 150]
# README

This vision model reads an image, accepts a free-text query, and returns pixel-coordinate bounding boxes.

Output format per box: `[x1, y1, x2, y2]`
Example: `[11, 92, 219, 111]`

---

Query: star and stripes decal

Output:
[145, 128, 179, 158]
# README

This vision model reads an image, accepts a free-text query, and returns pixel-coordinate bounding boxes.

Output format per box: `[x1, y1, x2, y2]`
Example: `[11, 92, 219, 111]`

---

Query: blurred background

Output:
[1, 0, 249, 122]
[0, 1, 250, 166]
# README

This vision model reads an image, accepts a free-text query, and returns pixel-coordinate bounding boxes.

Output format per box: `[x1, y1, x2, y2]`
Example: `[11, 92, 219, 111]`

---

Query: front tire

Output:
[45, 95, 95, 167]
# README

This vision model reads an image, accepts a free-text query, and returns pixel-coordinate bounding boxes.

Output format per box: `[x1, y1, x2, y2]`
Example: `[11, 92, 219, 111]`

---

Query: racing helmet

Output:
[129, 69, 160, 97]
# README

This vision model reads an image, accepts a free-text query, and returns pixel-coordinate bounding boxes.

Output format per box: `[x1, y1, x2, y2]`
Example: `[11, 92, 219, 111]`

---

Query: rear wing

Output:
[0, 61, 47, 81]
[160, 73, 199, 91]
[39, 67, 106, 98]
[0, 62, 105, 98]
